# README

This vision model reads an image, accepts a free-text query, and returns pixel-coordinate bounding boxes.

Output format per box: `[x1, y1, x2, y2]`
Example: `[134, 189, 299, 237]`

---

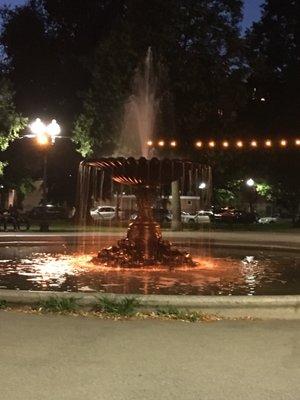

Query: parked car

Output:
[258, 216, 278, 224]
[90, 206, 124, 221]
[181, 211, 211, 224]
[212, 208, 257, 224]
[28, 205, 67, 220]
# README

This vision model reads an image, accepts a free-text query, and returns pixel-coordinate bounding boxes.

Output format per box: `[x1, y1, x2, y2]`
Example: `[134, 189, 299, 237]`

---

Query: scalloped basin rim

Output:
[80, 157, 206, 186]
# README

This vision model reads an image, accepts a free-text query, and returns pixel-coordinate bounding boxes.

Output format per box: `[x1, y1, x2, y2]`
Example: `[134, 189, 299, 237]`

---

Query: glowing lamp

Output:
[47, 119, 61, 142]
[251, 140, 257, 147]
[30, 118, 46, 135]
[280, 140, 287, 147]
[222, 141, 229, 148]
[36, 132, 49, 146]
[195, 141, 202, 148]
[208, 141, 215, 148]
[265, 140, 272, 147]
[170, 141, 177, 147]
[147, 140, 153, 146]
[236, 141, 243, 148]
[158, 140, 165, 147]
[246, 178, 255, 187]
[295, 139, 300, 146]
[199, 182, 207, 189]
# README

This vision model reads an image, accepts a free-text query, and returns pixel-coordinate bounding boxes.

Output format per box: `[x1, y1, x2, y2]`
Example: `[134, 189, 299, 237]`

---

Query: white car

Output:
[90, 206, 123, 221]
[258, 216, 278, 224]
[181, 211, 211, 224]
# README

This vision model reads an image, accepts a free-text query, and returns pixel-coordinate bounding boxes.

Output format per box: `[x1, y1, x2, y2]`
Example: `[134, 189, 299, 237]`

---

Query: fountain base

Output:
[92, 237, 195, 269]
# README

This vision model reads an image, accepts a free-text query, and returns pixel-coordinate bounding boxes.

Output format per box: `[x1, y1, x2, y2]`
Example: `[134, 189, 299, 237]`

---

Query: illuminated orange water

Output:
[0, 250, 299, 295]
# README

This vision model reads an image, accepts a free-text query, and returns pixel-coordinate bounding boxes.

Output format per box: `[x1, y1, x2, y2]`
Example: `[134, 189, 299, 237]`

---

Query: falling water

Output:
[75, 49, 213, 266]
[118, 47, 159, 158]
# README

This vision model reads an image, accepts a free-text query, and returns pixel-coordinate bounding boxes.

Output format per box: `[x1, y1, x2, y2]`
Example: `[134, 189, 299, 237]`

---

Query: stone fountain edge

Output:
[1, 289, 300, 320]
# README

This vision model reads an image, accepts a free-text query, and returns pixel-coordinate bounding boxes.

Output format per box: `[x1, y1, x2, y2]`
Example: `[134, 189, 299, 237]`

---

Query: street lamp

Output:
[245, 179, 256, 213]
[29, 118, 61, 231]
[246, 178, 255, 187]
[198, 182, 207, 210]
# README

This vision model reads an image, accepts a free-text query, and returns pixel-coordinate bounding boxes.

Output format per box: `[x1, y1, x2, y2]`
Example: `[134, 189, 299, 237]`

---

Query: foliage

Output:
[156, 306, 206, 322]
[256, 182, 274, 202]
[37, 296, 79, 312]
[0, 77, 27, 175]
[94, 296, 140, 316]
[0, 0, 245, 156]
[0, 299, 7, 309]
[214, 188, 235, 206]
[246, 0, 300, 135]
[0, 161, 7, 176]
[72, 114, 94, 157]
[0, 0, 298, 213]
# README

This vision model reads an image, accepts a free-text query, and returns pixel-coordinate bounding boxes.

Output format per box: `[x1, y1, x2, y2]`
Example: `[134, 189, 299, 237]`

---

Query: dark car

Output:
[212, 208, 257, 224]
[28, 205, 67, 220]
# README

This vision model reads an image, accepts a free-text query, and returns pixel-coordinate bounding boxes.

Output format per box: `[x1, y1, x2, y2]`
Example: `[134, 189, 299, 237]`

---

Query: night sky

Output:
[0, 0, 264, 31]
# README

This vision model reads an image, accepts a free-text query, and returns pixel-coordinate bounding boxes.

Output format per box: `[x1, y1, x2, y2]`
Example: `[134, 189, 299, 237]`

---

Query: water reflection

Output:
[0, 250, 299, 295]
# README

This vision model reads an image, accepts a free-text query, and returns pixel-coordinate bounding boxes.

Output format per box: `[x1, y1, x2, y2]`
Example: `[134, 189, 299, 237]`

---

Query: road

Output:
[0, 312, 299, 400]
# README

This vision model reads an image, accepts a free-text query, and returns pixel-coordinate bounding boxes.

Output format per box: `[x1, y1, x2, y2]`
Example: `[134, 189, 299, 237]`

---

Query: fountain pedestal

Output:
[126, 187, 162, 260]
[94, 186, 194, 268]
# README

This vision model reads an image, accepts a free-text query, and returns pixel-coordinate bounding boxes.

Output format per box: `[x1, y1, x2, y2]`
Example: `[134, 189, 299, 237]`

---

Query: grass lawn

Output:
[25, 218, 300, 234]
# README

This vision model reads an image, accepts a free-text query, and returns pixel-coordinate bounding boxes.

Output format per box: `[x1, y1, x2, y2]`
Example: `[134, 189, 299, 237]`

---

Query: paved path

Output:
[0, 312, 299, 400]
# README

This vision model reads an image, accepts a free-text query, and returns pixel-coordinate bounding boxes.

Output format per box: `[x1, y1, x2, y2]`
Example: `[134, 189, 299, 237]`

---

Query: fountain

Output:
[78, 157, 211, 268]
[118, 47, 159, 158]
[77, 48, 212, 268]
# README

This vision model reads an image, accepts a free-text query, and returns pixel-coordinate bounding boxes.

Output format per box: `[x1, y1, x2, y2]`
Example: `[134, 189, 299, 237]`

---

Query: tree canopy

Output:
[0, 0, 299, 215]
[0, 77, 27, 175]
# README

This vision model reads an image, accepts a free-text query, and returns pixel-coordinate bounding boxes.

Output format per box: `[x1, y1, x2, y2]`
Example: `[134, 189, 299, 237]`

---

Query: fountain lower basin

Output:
[0, 242, 299, 296]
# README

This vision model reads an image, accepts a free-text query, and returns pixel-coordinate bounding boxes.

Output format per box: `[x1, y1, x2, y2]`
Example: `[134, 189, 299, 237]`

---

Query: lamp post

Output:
[198, 182, 207, 210]
[29, 118, 61, 230]
[245, 178, 256, 213]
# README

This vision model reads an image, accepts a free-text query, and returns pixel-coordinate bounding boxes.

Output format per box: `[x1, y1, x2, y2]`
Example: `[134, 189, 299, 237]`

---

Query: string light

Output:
[146, 138, 300, 149]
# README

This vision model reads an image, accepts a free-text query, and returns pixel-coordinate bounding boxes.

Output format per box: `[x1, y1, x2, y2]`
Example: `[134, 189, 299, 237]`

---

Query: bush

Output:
[94, 296, 140, 316]
[38, 297, 79, 312]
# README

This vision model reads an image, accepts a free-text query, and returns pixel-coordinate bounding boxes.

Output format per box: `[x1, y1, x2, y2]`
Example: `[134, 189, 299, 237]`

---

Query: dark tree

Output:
[246, 0, 300, 136]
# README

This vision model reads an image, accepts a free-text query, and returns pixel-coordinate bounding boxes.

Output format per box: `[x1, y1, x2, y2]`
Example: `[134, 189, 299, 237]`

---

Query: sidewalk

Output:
[0, 312, 299, 400]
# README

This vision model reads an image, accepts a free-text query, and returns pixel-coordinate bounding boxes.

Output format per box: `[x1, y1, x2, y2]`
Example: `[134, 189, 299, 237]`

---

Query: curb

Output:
[1, 290, 300, 320]
[1, 234, 300, 253]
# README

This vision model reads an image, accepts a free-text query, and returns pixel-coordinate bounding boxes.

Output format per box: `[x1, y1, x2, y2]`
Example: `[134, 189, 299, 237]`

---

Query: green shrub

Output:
[0, 299, 7, 309]
[156, 306, 202, 322]
[38, 297, 79, 313]
[94, 296, 140, 316]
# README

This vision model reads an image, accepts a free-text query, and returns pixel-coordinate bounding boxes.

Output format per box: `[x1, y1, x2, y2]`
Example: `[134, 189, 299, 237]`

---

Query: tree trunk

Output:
[171, 180, 182, 231]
